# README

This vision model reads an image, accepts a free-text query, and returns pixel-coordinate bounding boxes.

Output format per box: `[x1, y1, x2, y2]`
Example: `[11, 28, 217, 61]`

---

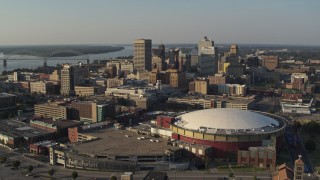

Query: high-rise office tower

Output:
[159, 44, 166, 71]
[134, 39, 152, 71]
[230, 44, 239, 55]
[198, 36, 218, 75]
[152, 44, 166, 71]
[169, 48, 180, 66]
[60, 64, 75, 96]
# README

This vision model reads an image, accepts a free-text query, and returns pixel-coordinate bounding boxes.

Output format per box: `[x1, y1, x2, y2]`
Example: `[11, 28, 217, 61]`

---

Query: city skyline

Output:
[1, 0, 320, 46]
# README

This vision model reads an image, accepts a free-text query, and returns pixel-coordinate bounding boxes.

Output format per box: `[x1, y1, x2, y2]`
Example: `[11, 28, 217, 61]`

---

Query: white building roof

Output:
[176, 109, 279, 131]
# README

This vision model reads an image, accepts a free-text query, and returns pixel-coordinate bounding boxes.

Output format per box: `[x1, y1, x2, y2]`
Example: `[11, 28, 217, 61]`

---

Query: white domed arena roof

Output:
[176, 109, 279, 131]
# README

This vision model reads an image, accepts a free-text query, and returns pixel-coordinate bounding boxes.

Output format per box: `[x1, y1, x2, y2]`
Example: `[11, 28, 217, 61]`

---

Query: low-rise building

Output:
[30, 118, 83, 137]
[0, 119, 54, 148]
[29, 140, 58, 155]
[34, 102, 69, 119]
[282, 89, 303, 101]
[106, 78, 125, 88]
[272, 156, 305, 180]
[75, 86, 105, 96]
[30, 81, 54, 94]
[0, 93, 16, 111]
[237, 146, 276, 168]
[208, 73, 229, 85]
[167, 95, 255, 110]
[217, 84, 246, 96]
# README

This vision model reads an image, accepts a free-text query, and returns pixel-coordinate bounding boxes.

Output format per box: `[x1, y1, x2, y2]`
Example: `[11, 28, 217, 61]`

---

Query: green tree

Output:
[28, 165, 33, 173]
[48, 169, 55, 177]
[72, 171, 78, 180]
[305, 139, 316, 152]
[228, 172, 234, 177]
[12, 160, 20, 168]
[110, 176, 117, 180]
[0, 157, 7, 163]
[303, 121, 320, 134]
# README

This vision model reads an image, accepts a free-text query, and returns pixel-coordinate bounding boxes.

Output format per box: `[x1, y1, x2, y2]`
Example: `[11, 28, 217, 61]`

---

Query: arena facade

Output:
[169, 109, 287, 158]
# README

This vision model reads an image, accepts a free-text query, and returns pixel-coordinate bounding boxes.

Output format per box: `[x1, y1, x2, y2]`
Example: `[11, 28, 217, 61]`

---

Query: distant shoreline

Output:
[0, 45, 125, 57]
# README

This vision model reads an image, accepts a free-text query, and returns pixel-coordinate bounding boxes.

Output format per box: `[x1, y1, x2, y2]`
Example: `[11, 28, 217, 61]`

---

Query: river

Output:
[0, 45, 133, 73]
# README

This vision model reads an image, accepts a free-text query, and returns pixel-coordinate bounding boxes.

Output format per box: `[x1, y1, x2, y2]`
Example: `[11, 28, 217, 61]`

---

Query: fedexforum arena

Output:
[170, 109, 287, 157]
[49, 109, 287, 171]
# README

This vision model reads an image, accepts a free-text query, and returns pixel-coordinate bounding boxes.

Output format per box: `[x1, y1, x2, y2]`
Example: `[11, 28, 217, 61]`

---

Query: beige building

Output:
[168, 95, 255, 110]
[49, 70, 60, 81]
[106, 61, 121, 76]
[34, 103, 68, 119]
[60, 64, 74, 96]
[194, 79, 208, 95]
[149, 71, 159, 84]
[106, 78, 125, 88]
[169, 70, 186, 89]
[293, 156, 304, 180]
[134, 39, 152, 71]
[120, 60, 134, 74]
[71, 101, 98, 123]
[75, 86, 95, 97]
[30, 81, 53, 94]
[208, 73, 228, 85]
[136, 70, 150, 80]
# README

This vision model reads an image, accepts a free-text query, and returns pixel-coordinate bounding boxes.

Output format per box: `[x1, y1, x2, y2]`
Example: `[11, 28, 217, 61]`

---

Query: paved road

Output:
[0, 147, 274, 180]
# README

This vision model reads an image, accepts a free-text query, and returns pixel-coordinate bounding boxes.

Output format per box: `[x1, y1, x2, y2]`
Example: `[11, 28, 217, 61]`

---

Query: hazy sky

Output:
[1, 0, 319, 45]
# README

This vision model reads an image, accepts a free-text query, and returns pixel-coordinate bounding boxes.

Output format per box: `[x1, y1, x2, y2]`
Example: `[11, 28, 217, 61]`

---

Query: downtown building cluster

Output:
[0, 36, 318, 175]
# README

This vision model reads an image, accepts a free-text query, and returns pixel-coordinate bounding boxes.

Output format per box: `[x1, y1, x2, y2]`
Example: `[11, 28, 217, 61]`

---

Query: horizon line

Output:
[0, 42, 320, 47]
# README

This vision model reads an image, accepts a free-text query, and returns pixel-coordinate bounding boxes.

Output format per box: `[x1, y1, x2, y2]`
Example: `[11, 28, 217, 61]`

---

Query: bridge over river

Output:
[0, 49, 90, 68]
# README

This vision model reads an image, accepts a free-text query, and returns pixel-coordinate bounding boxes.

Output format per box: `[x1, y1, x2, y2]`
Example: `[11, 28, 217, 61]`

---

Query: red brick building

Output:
[30, 118, 83, 138]
[237, 147, 276, 168]
[156, 116, 174, 129]
[281, 89, 303, 100]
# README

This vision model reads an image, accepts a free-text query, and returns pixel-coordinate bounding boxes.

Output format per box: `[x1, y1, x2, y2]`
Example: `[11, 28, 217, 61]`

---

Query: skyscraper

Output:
[151, 44, 166, 71]
[134, 39, 152, 71]
[230, 44, 239, 55]
[60, 64, 75, 96]
[198, 36, 218, 75]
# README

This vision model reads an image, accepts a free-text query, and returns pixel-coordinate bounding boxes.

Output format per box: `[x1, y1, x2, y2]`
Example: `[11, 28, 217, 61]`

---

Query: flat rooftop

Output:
[0, 93, 16, 98]
[0, 119, 52, 138]
[169, 95, 256, 104]
[72, 128, 179, 156]
[31, 118, 83, 129]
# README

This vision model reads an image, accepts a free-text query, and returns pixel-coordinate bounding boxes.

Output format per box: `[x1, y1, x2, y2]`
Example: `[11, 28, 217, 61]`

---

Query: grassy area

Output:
[217, 165, 266, 173]
[301, 131, 320, 173]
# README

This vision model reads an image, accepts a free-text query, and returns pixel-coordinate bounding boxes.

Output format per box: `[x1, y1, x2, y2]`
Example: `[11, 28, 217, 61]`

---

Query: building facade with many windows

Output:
[134, 39, 152, 71]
